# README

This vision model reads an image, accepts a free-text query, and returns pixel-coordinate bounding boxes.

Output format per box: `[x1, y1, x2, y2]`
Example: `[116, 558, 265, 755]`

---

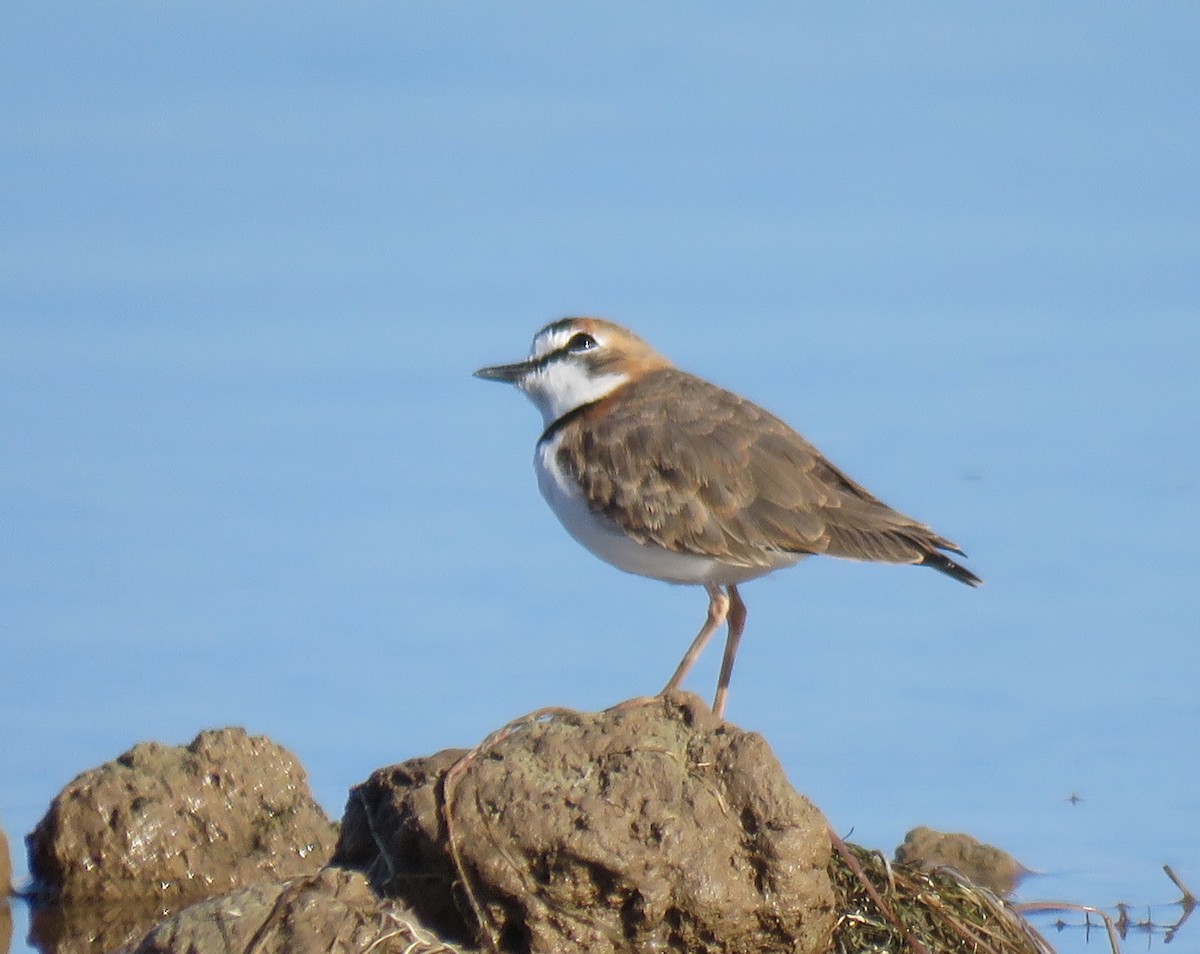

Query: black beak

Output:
[473, 359, 532, 383]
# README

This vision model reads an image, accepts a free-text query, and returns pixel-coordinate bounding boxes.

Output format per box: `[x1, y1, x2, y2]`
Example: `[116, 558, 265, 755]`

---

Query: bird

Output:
[474, 317, 981, 717]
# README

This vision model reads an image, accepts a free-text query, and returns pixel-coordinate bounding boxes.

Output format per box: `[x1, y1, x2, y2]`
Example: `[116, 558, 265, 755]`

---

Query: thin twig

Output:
[439, 707, 580, 954]
[1164, 864, 1196, 908]
[1015, 901, 1123, 954]
[355, 787, 397, 885]
[363, 907, 473, 954]
[243, 877, 307, 954]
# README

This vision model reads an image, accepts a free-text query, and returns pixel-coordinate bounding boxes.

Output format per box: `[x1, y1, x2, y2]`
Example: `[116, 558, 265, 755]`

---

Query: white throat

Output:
[519, 359, 629, 428]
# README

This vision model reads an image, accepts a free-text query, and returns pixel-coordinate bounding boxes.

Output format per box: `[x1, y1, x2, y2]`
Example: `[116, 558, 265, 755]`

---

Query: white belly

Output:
[535, 440, 799, 586]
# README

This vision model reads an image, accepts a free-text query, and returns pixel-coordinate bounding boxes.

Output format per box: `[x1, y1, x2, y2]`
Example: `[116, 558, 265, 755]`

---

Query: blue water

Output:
[3, 5, 1197, 952]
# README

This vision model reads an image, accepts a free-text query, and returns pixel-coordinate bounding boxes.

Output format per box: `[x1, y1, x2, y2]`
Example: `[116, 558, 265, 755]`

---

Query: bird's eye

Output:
[566, 332, 597, 353]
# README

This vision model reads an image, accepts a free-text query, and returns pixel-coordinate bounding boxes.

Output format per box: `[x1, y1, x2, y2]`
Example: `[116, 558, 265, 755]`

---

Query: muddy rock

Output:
[334, 692, 835, 954]
[334, 747, 470, 941]
[1, 822, 11, 894]
[27, 727, 338, 904]
[135, 867, 466, 954]
[894, 826, 1027, 895]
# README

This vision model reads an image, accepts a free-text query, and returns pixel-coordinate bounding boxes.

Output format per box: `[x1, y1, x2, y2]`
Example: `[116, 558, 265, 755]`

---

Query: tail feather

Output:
[921, 548, 983, 587]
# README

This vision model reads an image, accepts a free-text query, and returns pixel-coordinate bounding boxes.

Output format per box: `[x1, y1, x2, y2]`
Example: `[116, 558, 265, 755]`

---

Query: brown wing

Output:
[555, 368, 980, 585]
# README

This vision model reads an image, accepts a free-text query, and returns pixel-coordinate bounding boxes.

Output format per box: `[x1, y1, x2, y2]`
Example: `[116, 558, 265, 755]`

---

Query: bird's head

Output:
[474, 317, 671, 426]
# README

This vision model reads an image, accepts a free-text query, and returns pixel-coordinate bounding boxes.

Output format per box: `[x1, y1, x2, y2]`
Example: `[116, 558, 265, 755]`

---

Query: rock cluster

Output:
[16, 695, 1037, 954]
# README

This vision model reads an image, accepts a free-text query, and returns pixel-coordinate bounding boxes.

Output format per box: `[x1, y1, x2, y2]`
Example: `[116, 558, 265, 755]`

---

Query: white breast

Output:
[534, 434, 796, 587]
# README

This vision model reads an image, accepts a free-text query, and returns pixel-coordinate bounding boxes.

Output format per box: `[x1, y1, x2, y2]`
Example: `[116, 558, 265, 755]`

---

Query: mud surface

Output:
[26, 727, 337, 905]
[335, 692, 835, 954]
[134, 867, 464, 954]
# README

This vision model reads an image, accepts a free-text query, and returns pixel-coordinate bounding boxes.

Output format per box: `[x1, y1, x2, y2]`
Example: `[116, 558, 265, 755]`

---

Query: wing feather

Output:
[555, 368, 979, 584]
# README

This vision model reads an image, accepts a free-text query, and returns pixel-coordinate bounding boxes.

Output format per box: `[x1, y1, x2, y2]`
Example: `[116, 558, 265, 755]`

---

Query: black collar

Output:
[538, 399, 602, 446]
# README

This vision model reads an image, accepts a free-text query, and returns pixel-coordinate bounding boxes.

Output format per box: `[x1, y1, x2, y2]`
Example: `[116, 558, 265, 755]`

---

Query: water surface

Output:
[2, 6, 1197, 952]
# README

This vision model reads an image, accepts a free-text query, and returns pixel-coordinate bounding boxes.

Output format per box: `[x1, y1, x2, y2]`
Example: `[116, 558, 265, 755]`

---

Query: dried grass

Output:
[830, 836, 1055, 954]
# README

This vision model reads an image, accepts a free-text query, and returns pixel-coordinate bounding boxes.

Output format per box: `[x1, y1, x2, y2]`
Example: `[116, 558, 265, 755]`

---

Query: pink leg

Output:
[712, 585, 746, 719]
[662, 584, 729, 694]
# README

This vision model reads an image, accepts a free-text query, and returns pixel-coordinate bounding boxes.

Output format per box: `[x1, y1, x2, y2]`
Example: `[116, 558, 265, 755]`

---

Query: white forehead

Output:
[529, 321, 605, 359]
[530, 325, 569, 358]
